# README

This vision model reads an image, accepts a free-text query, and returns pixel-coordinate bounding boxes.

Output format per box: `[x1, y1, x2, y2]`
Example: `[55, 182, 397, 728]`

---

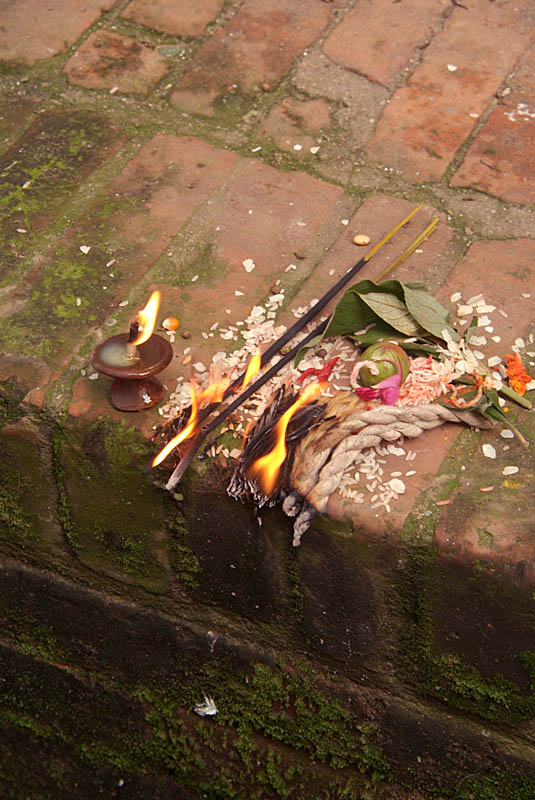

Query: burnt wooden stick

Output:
[160, 317, 330, 489]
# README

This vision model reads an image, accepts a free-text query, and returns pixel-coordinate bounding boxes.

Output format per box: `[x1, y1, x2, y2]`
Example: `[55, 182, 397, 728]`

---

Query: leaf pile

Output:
[296, 279, 457, 365]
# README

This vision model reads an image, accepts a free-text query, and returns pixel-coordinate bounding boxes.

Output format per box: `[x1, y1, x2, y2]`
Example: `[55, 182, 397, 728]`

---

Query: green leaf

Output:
[403, 285, 458, 341]
[359, 291, 422, 336]
[349, 327, 438, 355]
[323, 288, 377, 338]
[294, 334, 325, 368]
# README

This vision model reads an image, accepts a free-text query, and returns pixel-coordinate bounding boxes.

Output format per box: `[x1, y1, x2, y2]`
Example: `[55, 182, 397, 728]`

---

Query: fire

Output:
[131, 290, 161, 346]
[241, 351, 261, 390]
[250, 382, 322, 495]
[152, 377, 230, 468]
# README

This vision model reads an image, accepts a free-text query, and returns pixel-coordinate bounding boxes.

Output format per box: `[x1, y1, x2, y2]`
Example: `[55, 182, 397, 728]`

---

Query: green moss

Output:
[396, 549, 535, 723]
[168, 513, 201, 590]
[154, 237, 228, 288]
[55, 418, 172, 584]
[125, 655, 393, 797]
[0, 469, 36, 542]
[455, 769, 535, 800]
[51, 428, 78, 548]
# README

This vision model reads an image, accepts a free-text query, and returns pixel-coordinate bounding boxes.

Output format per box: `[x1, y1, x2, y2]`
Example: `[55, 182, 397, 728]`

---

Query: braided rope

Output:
[289, 402, 492, 546]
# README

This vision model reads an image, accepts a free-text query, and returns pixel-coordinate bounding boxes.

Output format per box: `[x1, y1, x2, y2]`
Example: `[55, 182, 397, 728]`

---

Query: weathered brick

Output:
[150, 160, 344, 358]
[292, 49, 390, 154]
[257, 96, 331, 153]
[437, 239, 535, 359]
[368, 0, 533, 181]
[65, 31, 171, 95]
[0, 417, 64, 558]
[0, 136, 239, 371]
[0, 110, 123, 284]
[0, 96, 35, 149]
[0, 0, 115, 65]
[323, 0, 449, 87]
[122, 0, 224, 37]
[451, 42, 535, 204]
[171, 0, 331, 115]
[297, 528, 378, 663]
[433, 239, 535, 585]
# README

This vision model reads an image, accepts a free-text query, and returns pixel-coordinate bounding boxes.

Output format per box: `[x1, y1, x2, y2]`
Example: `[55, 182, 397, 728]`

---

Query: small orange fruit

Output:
[162, 316, 179, 331]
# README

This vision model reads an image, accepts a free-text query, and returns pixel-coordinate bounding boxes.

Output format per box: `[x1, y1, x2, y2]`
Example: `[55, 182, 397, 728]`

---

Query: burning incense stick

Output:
[149, 204, 428, 486]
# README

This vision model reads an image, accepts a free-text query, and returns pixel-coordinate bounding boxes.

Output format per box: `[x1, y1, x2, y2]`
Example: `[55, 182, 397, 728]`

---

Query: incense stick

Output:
[148, 204, 426, 484]
[376, 216, 439, 281]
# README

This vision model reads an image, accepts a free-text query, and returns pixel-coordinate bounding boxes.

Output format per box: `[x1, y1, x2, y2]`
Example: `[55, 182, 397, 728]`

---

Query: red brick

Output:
[65, 31, 171, 95]
[436, 239, 535, 359]
[323, 0, 449, 88]
[368, 0, 533, 181]
[0, 0, 115, 65]
[0, 110, 124, 285]
[434, 449, 535, 589]
[122, 0, 224, 37]
[431, 238, 535, 579]
[157, 162, 344, 351]
[257, 97, 332, 153]
[171, 0, 331, 115]
[451, 42, 535, 204]
[1, 136, 239, 376]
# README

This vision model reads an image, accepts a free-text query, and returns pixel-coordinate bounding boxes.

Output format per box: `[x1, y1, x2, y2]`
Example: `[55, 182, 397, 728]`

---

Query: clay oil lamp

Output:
[91, 290, 173, 411]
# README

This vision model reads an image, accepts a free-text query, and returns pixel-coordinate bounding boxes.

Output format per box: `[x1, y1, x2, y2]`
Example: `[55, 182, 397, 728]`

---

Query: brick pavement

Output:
[1, 0, 534, 564]
[2, 1, 535, 796]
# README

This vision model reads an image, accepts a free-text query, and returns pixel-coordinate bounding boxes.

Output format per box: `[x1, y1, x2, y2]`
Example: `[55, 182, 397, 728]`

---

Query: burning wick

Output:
[250, 382, 322, 495]
[125, 290, 161, 360]
[152, 377, 230, 468]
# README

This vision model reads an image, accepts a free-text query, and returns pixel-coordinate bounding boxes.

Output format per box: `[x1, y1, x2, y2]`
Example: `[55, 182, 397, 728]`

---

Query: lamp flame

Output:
[152, 377, 230, 468]
[241, 351, 262, 390]
[250, 382, 322, 495]
[131, 290, 161, 346]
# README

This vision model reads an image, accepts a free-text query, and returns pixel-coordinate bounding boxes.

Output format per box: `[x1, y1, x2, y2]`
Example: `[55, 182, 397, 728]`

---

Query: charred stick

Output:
[160, 317, 330, 490]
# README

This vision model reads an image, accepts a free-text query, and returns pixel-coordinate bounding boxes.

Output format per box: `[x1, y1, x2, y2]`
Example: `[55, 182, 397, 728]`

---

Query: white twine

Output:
[288, 402, 491, 546]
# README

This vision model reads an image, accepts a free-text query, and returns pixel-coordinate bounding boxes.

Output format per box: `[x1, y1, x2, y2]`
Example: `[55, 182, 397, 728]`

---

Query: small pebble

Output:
[182, 355, 192, 365]
[482, 443, 496, 459]
[353, 234, 370, 246]
[181, 330, 191, 339]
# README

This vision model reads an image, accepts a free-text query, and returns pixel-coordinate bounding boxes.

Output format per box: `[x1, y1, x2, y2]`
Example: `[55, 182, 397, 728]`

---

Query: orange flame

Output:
[250, 382, 322, 495]
[152, 377, 230, 468]
[241, 351, 262, 390]
[131, 290, 161, 346]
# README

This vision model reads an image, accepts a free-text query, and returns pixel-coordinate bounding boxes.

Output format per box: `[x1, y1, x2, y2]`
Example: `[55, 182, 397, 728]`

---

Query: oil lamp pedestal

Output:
[91, 333, 173, 412]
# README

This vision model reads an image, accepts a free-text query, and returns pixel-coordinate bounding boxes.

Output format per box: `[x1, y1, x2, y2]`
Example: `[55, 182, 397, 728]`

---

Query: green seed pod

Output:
[359, 341, 410, 387]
